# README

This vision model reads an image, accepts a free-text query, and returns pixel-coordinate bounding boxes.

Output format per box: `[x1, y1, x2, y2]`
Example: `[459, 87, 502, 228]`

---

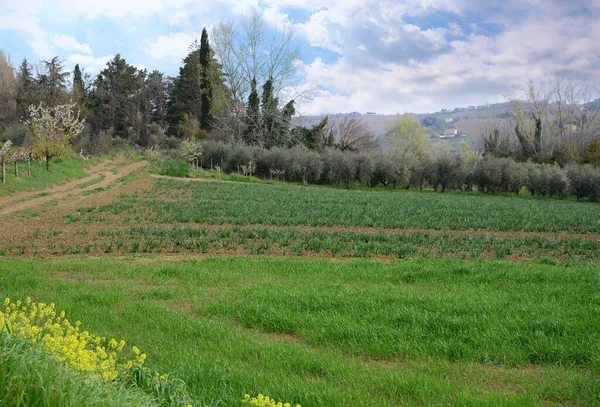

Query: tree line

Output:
[170, 140, 600, 201]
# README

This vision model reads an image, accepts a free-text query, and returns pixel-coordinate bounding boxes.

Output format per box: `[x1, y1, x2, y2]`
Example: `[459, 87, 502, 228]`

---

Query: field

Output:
[1, 156, 599, 406]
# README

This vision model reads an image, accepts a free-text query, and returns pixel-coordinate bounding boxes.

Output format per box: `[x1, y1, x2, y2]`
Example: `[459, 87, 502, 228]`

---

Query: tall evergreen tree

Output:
[199, 28, 214, 132]
[39, 56, 69, 107]
[91, 54, 139, 138]
[15, 58, 36, 119]
[167, 41, 203, 136]
[243, 77, 260, 144]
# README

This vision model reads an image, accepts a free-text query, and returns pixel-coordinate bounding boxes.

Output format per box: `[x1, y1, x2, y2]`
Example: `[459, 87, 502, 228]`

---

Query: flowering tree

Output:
[26, 103, 85, 172]
[180, 138, 202, 168]
[0, 140, 11, 184]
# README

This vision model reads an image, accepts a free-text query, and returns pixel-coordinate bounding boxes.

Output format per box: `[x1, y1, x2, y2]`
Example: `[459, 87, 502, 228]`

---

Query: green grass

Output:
[0, 156, 103, 197]
[79, 178, 600, 233]
[0, 257, 598, 406]
[0, 334, 158, 407]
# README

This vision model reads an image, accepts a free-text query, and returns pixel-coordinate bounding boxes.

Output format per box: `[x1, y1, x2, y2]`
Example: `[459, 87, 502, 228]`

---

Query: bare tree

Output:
[211, 13, 302, 142]
[507, 79, 551, 159]
[329, 117, 378, 151]
[0, 50, 16, 126]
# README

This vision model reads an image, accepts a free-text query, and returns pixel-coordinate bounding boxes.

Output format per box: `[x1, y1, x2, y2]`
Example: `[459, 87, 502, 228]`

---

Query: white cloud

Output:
[293, 5, 600, 115]
[65, 54, 113, 73]
[0, 12, 53, 58]
[144, 32, 202, 61]
[52, 34, 92, 55]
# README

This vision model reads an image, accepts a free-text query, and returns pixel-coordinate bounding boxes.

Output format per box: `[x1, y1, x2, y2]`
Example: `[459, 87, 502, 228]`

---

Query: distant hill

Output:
[292, 102, 513, 152]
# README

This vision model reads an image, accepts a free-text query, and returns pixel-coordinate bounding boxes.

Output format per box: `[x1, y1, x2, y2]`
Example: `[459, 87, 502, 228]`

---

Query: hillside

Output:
[293, 102, 513, 151]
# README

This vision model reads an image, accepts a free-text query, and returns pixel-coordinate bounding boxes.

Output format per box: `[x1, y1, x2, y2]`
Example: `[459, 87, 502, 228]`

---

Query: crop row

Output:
[75, 179, 600, 233]
[3, 226, 599, 262]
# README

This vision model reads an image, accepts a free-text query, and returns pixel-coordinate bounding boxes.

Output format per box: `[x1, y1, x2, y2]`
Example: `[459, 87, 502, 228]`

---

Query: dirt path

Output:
[0, 160, 147, 217]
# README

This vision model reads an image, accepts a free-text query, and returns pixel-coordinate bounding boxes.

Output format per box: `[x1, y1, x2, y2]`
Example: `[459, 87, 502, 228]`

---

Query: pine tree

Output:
[40, 56, 69, 107]
[91, 54, 139, 138]
[15, 58, 36, 119]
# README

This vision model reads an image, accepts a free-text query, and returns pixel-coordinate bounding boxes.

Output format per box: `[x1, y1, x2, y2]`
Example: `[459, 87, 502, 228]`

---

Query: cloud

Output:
[65, 54, 114, 73]
[293, 1, 600, 115]
[52, 34, 92, 55]
[144, 32, 202, 61]
[0, 12, 53, 58]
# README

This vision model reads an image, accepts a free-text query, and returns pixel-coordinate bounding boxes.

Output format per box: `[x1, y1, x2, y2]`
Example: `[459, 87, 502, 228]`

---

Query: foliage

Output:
[0, 333, 158, 407]
[1, 297, 146, 381]
[388, 114, 428, 159]
[26, 103, 85, 171]
[180, 138, 203, 167]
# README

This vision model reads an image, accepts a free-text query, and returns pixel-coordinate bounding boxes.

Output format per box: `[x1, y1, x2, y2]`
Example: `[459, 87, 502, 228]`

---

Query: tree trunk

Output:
[14, 161, 18, 178]
[2, 162, 5, 183]
[27, 157, 31, 176]
[46, 155, 50, 172]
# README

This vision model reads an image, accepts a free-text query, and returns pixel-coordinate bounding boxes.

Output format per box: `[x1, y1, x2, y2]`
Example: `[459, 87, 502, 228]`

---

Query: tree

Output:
[180, 138, 202, 168]
[388, 114, 428, 160]
[507, 80, 551, 160]
[14, 58, 36, 119]
[91, 54, 139, 139]
[168, 35, 228, 137]
[178, 113, 204, 140]
[243, 77, 260, 144]
[26, 103, 85, 172]
[257, 77, 295, 149]
[0, 51, 16, 128]
[39, 56, 69, 107]
[212, 13, 301, 141]
[0, 140, 11, 184]
[328, 116, 378, 152]
[199, 28, 213, 132]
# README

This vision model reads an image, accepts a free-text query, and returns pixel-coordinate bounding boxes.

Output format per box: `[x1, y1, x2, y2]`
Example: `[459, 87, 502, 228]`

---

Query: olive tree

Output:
[26, 103, 85, 172]
[285, 145, 323, 184]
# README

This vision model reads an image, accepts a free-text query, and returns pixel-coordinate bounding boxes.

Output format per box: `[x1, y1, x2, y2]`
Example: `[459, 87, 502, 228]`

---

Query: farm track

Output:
[0, 159, 147, 217]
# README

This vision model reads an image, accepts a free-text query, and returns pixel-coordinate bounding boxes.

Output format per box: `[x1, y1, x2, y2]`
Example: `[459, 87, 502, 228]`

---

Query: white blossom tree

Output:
[26, 103, 85, 172]
[180, 138, 203, 168]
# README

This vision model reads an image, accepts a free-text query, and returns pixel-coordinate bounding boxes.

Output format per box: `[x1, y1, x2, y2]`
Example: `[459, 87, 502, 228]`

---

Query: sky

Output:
[1, 0, 599, 115]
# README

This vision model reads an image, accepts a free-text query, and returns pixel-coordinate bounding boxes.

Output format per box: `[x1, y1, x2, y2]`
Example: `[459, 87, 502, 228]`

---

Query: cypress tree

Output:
[244, 77, 260, 144]
[199, 28, 213, 132]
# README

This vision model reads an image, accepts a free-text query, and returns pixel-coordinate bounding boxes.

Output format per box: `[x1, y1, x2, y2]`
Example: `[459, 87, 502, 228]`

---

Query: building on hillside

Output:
[444, 117, 453, 123]
[440, 128, 458, 139]
[365, 112, 377, 115]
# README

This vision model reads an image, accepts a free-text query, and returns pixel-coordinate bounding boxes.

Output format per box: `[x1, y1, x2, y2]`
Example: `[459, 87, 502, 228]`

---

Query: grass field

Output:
[1, 157, 599, 406]
[1, 257, 598, 407]
[0, 156, 103, 197]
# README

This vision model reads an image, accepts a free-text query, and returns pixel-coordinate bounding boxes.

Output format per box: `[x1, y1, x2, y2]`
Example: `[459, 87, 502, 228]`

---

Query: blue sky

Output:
[1, 0, 599, 115]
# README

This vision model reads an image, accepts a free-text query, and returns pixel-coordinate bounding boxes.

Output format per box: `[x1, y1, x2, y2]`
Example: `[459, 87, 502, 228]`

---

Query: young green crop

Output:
[78, 178, 600, 233]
